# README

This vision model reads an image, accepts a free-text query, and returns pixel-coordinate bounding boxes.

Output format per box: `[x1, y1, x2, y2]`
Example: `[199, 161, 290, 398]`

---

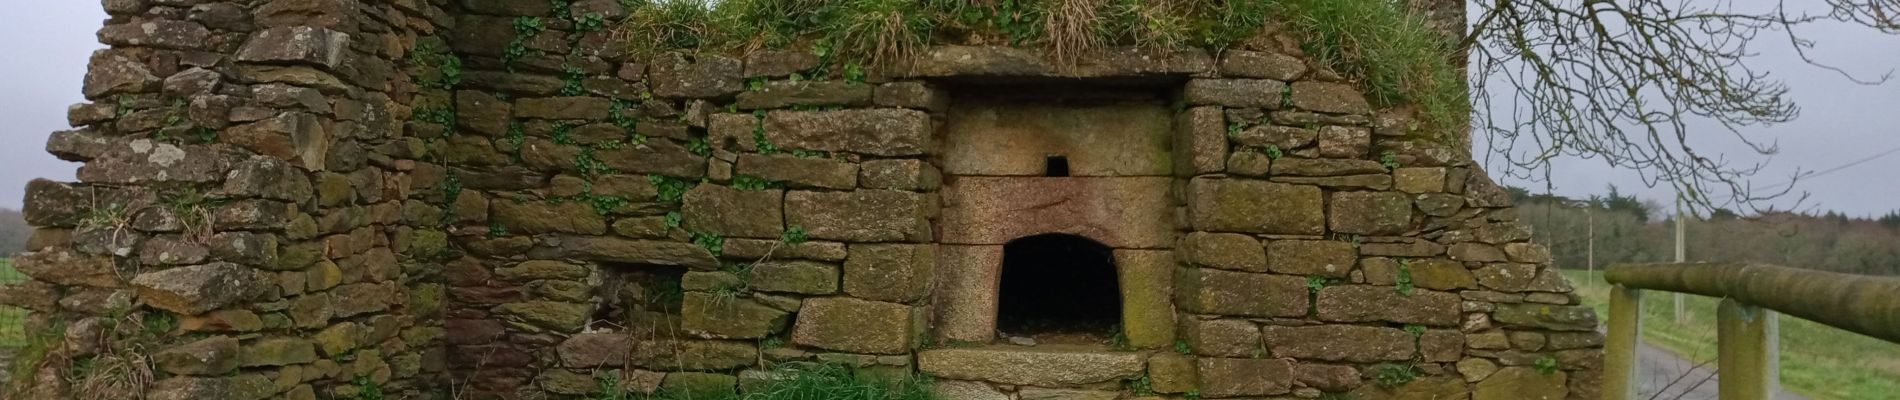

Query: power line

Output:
[1757, 143, 1900, 192]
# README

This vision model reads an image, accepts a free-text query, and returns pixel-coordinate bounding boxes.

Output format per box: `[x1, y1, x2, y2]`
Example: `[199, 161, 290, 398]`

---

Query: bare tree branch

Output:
[1468, 0, 1900, 214]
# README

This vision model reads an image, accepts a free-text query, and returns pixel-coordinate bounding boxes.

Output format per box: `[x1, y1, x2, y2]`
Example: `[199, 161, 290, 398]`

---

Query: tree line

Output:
[1512, 187, 1900, 276]
[0, 208, 25, 256]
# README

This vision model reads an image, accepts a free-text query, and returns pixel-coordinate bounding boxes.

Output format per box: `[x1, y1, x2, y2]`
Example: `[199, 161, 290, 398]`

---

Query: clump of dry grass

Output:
[829, 0, 938, 68]
[7, 312, 163, 400]
[1042, 0, 1102, 65]
[614, 0, 735, 58]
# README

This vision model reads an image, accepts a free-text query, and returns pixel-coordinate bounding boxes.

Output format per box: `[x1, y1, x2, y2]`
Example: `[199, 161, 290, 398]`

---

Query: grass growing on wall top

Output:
[1273, 0, 1467, 136]
[611, 0, 1466, 134]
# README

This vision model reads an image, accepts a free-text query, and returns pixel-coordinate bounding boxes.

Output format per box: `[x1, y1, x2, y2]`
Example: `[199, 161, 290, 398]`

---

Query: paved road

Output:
[1631, 338, 1808, 400]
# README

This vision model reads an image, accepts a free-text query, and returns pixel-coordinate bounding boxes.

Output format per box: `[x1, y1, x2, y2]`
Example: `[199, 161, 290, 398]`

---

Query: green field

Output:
[1562, 269, 1900, 400]
[0, 258, 24, 347]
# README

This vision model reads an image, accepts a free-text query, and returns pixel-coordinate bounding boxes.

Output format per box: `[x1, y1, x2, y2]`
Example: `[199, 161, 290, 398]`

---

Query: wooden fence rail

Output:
[1600, 262, 1900, 400]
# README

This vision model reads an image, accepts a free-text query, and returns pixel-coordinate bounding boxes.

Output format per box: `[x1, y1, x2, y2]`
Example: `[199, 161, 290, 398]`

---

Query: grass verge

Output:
[0, 258, 25, 348]
[602, 362, 936, 400]
[1562, 269, 1900, 400]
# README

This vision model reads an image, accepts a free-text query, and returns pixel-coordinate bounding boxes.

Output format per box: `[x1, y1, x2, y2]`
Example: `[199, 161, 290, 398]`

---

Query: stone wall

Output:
[5, 0, 447, 398]
[2, 1, 1602, 399]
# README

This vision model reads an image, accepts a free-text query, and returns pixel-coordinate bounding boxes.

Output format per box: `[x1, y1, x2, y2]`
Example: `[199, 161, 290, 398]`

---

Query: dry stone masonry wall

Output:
[2, 1, 1602, 399]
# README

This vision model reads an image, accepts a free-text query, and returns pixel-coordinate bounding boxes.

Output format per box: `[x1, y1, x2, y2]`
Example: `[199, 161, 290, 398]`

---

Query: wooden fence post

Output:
[1602, 285, 1643, 400]
[1717, 298, 1779, 400]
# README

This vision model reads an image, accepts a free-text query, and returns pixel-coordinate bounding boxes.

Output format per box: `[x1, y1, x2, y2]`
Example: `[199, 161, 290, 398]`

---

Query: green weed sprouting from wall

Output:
[609, 99, 649, 145]
[1371, 362, 1420, 388]
[780, 226, 810, 245]
[610, 0, 1467, 134]
[1394, 258, 1415, 296]
[1533, 355, 1560, 375]
[691, 231, 726, 256]
[505, 17, 548, 71]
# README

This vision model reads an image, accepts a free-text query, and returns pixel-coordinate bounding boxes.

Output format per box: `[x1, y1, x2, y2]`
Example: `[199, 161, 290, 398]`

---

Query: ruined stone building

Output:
[2, 0, 1602, 399]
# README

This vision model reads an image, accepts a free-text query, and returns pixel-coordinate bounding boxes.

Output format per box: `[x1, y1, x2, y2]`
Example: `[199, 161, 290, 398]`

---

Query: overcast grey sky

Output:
[1474, 12, 1900, 218]
[0, 2, 1895, 216]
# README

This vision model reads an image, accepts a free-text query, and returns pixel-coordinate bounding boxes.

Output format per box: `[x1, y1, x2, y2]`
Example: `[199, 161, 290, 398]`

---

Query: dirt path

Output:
[1631, 338, 1809, 400]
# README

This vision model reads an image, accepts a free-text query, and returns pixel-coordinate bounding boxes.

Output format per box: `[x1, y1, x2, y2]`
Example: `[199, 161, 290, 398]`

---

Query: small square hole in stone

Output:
[1044, 155, 1071, 177]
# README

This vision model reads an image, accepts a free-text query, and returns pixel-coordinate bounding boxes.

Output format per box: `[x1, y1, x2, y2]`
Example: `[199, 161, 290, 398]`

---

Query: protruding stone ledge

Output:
[917, 346, 1145, 387]
[895, 46, 1214, 79]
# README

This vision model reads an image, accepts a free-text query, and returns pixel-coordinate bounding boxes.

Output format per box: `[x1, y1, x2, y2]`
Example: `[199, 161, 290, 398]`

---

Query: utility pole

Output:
[1674, 194, 1687, 325]
[1586, 206, 1596, 288]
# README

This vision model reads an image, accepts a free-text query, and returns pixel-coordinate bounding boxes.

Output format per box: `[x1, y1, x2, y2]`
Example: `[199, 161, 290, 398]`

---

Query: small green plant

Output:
[1395, 258, 1415, 296]
[1533, 355, 1560, 375]
[114, 94, 134, 117]
[552, 0, 573, 20]
[587, 375, 631, 400]
[1127, 375, 1154, 396]
[1372, 362, 1421, 388]
[505, 16, 547, 71]
[350, 375, 385, 400]
[1305, 276, 1329, 293]
[731, 175, 779, 191]
[760, 336, 786, 349]
[650, 175, 696, 204]
[574, 12, 608, 33]
[1304, 275, 1333, 317]
[78, 202, 129, 233]
[502, 120, 527, 162]
[1380, 150, 1400, 170]
[161, 189, 224, 242]
[709, 284, 744, 305]
[550, 122, 578, 145]
[141, 311, 177, 336]
[608, 99, 642, 131]
[573, 147, 617, 180]
[687, 134, 713, 156]
[190, 127, 218, 143]
[1265, 145, 1285, 160]
[1107, 326, 1132, 351]
[691, 231, 726, 256]
[664, 211, 684, 229]
[409, 40, 463, 90]
[841, 62, 867, 84]
[781, 225, 810, 245]
[1226, 122, 1246, 138]
[751, 110, 780, 154]
[1173, 339, 1192, 355]
[560, 63, 587, 96]
[989, 0, 1045, 47]
[586, 194, 630, 217]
